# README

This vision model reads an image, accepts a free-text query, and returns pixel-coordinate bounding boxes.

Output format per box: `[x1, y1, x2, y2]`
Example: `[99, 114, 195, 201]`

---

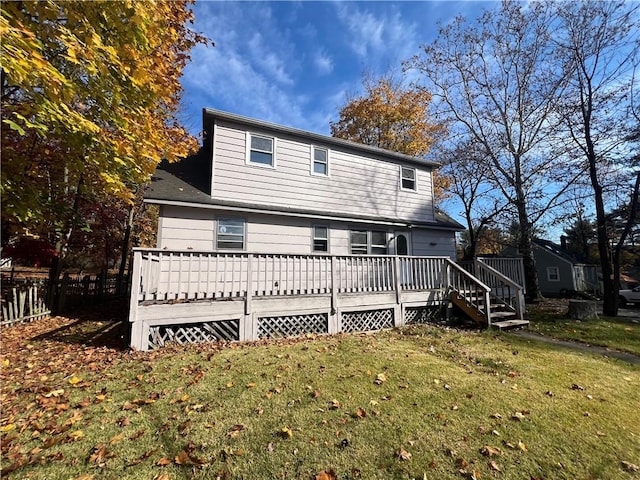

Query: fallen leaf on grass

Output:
[281, 426, 293, 439]
[156, 457, 172, 466]
[480, 445, 501, 457]
[518, 440, 528, 452]
[622, 461, 639, 472]
[354, 407, 367, 419]
[154, 474, 171, 480]
[109, 433, 124, 445]
[395, 447, 412, 461]
[329, 399, 341, 410]
[374, 373, 387, 385]
[489, 460, 501, 472]
[316, 469, 337, 480]
[571, 384, 585, 391]
[0, 424, 16, 433]
[72, 475, 95, 480]
[68, 376, 83, 385]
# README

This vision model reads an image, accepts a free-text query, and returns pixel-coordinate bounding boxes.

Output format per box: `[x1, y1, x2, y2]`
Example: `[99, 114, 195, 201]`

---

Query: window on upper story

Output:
[350, 230, 388, 255]
[217, 218, 245, 250]
[247, 133, 274, 167]
[312, 226, 328, 252]
[400, 166, 416, 191]
[312, 146, 328, 176]
[547, 266, 560, 282]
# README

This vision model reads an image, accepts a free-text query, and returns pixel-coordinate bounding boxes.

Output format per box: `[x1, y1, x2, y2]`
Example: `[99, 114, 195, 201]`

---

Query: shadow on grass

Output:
[31, 299, 130, 351]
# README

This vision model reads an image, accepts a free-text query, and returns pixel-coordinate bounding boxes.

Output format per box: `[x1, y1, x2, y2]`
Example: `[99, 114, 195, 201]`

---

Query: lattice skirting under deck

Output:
[258, 313, 328, 339]
[405, 306, 442, 324]
[341, 308, 394, 333]
[148, 319, 239, 350]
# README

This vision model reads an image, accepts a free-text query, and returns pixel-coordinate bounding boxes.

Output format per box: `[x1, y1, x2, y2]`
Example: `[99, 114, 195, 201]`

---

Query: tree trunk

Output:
[515, 184, 540, 302]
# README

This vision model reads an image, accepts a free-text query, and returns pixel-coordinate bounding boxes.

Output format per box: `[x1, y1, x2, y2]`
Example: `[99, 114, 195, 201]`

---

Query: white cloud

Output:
[313, 50, 334, 75]
[334, 3, 420, 66]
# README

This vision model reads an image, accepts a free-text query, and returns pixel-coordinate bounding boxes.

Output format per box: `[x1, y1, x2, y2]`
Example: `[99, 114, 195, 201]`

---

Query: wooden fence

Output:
[1, 271, 130, 327]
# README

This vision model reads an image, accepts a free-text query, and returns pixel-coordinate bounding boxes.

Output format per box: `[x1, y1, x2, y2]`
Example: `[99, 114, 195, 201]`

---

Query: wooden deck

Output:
[128, 250, 527, 350]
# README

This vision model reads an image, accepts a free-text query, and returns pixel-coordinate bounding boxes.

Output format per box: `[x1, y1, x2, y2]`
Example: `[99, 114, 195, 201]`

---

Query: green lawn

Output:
[526, 301, 640, 356]
[1, 311, 639, 480]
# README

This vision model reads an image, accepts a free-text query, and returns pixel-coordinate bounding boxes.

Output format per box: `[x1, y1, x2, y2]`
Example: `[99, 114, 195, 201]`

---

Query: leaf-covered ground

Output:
[1, 302, 639, 480]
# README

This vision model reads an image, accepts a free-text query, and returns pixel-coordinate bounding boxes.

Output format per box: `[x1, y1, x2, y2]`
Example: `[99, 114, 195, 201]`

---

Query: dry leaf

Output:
[175, 450, 191, 465]
[316, 469, 337, 480]
[281, 426, 293, 438]
[109, 433, 124, 445]
[395, 447, 412, 461]
[330, 399, 341, 410]
[480, 445, 501, 457]
[518, 440, 528, 452]
[156, 457, 172, 466]
[355, 407, 367, 418]
[489, 460, 501, 472]
[622, 461, 639, 472]
[374, 373, 387, 385]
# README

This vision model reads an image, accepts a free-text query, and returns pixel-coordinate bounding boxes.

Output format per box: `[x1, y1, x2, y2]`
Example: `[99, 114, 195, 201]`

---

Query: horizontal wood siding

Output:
[212, 121, 435, 223]
[411, 229, 457, 259]
[158, 206, 215, 250]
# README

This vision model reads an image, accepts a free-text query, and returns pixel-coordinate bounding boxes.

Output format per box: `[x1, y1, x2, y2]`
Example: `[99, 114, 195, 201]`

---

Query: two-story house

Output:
[128, 109, 525, 351]
[146, 108, 461, 257]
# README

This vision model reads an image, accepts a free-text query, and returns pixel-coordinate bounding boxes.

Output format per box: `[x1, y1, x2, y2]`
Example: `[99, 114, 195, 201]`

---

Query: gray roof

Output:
[146, 169, 463, 230]
[203, 108, 441, 169]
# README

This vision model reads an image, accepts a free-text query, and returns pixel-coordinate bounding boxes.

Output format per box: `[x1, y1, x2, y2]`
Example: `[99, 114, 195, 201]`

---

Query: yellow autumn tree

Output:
[1, 1, 207, 258]
[330, 76, 449, 200]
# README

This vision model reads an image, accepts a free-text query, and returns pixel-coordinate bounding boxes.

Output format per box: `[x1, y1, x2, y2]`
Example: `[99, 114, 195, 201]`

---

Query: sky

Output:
[179, 1, 496, 137]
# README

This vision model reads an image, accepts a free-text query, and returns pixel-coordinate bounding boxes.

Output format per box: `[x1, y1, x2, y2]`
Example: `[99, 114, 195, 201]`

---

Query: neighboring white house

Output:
[145, 108, 462, 258]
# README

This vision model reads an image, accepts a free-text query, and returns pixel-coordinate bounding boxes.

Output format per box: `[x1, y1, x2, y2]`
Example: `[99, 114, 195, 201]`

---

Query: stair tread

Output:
[492, 320, 529, 330]
[490, 311, 518, 318]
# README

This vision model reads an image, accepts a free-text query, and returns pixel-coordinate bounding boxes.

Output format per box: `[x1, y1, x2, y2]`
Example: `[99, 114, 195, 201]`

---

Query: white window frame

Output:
[310, 146, 329, 176]
[350, 230, 388, 255]
[216, 218, 246, 250]
[547, 266, 560, 282]
[246, 132, 276, 168]
[400, 166, 417, 191]
[312, 225, 329, 253]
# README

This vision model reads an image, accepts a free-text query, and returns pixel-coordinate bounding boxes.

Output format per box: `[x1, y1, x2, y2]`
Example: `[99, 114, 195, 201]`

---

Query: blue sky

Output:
[179, 1, 496, 136]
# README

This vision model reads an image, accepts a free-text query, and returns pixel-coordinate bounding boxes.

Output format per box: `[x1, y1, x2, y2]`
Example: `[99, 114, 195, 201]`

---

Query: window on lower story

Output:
[547, 266, 560, 282]
[350, 230, 388, 255]
[312, 146, 328, 175]
[313, 226, 328, 252]
[371, 231, 387, 254]
[247, 133, 274, 166]
[401, 166, 416, 191]
[217, 219, 245, 250]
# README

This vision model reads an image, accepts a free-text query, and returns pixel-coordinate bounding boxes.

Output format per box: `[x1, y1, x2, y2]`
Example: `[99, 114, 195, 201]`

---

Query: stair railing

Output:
[474, 258, 525, 320]
[445, 259, 492, 326]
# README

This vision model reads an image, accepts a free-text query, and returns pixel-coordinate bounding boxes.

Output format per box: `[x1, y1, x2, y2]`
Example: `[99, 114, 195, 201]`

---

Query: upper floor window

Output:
[247, 133, 275, 167]
[312, 146, 328, 176]
[312, 226, 328, 252]
[217, 218, 245, 250]
[547, 266, 560, 282]
[350, 230, 387, 255]
[401, 166, 416, 191]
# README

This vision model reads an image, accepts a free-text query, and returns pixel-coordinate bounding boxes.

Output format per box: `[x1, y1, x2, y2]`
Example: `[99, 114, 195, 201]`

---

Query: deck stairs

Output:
[450, 258, 529, 330]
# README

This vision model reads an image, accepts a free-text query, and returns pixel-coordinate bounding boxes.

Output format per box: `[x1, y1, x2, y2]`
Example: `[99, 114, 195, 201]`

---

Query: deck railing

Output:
[131, 249, 454, 303]
[473, 259, 525, 319]
[477, 257, 526, 294]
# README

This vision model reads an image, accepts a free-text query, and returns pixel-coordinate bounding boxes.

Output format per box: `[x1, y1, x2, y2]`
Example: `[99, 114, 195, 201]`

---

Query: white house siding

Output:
[411, 229, 457, 259]
[211, 121, 435, 224]
[156, 206, 456, 258]
[157, 206, 216, 250]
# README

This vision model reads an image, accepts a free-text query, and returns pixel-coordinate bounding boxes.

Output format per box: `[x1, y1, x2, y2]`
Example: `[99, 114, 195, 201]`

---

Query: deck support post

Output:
[128, 251, 144, 350]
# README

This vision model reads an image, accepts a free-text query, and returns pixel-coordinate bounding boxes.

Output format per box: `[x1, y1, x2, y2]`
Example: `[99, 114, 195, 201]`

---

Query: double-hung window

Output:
[312, 146, 328, 175]
[247, 133, 274, 167]
[400, 166, 416, 191]
[350, 231, 369, 255]
[350, 230, 387, 255]
[312, 226, 329, 252]
[547, 266, 560, 282]
[217, 219, 245, 250]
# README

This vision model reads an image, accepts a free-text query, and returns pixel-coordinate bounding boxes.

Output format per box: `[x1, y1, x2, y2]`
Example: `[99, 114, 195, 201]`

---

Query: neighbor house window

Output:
[400, 166, 416, 191]
[217, 219, 245, 250]
[312, 146, 328, 175]
[350, 230, 388, 255]
[247, 133, 274, 166]
[313, 226, 328, 252]
[547, 266, 560, 282]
